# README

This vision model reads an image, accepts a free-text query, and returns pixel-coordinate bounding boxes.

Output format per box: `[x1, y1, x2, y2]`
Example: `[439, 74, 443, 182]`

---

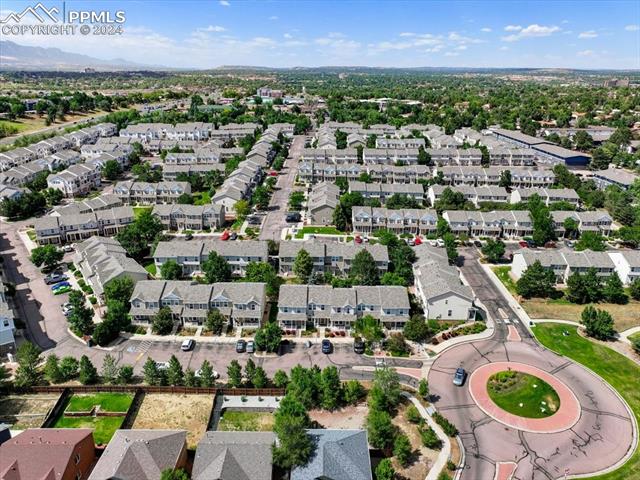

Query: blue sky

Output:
[1, 0, 639, 69]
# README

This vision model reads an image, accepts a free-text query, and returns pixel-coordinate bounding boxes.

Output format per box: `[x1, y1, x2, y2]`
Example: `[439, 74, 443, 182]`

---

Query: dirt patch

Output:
[131, 394, 214, 449]
[523, 299, 640, 331]
[309, 403, 368, 430]
[218, 411, 274, 432]
[391, 401, 440, 480]
[0, 394, 61, 429]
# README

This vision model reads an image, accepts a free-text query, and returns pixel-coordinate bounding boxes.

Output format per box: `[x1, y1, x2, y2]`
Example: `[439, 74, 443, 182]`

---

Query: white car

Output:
[155, 361, 169, 371]
[195, 368, 220, 379]
[435, 239, 445, 247]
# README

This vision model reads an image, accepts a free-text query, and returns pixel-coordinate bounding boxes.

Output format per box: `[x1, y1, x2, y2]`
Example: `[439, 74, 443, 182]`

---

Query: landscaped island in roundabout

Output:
[486, 370, 560, 419]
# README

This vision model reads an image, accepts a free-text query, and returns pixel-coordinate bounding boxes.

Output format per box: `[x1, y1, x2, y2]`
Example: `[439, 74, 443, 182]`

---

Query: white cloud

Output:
[480, 27, 492, 33]
[499, 46, 509, 51]
[444, 51, 459, 57]
[283, 33, 292, 39]
[577, 49, 595, 56]
[202, 25, 226, 32]
[456, 45, 468, 50]
[578, 30, 598, 39]
[219, 0, 230, 6]
[502, 24, 560, 41]
[269, 16, 278, 21]
[561, 19, 569, 24]
[504, 25, 522, 31]
[625, 24, 639, 31]
[399, 32, 415, 37]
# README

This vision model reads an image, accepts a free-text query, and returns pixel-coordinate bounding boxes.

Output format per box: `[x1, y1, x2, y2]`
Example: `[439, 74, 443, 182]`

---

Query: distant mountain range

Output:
[0, 40, 162, 71]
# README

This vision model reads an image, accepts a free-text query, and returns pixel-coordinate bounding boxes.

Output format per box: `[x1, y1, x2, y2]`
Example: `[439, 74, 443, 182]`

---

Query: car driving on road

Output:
[181, 339, 195, 351]
[453, 367, 467, 386]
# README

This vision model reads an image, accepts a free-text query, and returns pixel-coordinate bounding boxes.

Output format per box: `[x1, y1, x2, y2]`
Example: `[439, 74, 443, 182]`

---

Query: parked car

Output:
[247, 216, 262, 225]
[44, 273, 67, 285]
[269, 171, 278, 177]
[321, 339, 332, 354]
[181, 339, 195, 351]
[435, 239, 445, 247]
[51, 281, 71, 291]
[62, 303, 74, 316]
[184, 233, 194, 241]
[285, 212, 301, 223]
[375, 358, 386, 368]
[246, 340, 255, 353]
[453, 367, 467, 386]
[353, 338, 365, 354]
[155, 361, 169, 371]
[53, 285, 72, 295]
[518, 240, 529, 248]
[229, 232, 238, 240]
[354, 235, 362, 244]
[544, 241, 556, 248]
[526, 240, 536, 248]
[195, 368, 220, 379]
[407, 238, 416, 246]
[473, 240, 483, 248]
[236, 339, 247, 353]
[62, 245, 74, 253]
[565, 240, 575, 248]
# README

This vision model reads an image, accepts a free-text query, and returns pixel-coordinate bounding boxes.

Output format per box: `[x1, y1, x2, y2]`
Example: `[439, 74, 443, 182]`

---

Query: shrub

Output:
[405, 404, 423, 424]
[420, 424, 442, 449]
[88, 296, 97, 305]
[433, 412, 458, 437]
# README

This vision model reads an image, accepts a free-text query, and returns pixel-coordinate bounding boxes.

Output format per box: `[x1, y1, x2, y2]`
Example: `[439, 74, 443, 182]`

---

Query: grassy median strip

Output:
[532, 323, 639, 480]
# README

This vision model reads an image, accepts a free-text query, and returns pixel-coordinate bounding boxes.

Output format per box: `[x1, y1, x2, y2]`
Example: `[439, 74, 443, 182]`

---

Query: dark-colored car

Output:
[229, 232, 238, 240]
[321, 339, 332, 354]
[353, 338, 365, 354]
[235, 339, 247, 353]
[453, 367, 467, 386]
[185, 233, 194, 240]
[285, 212, 301, 223]
[44, 273, 68, 285]
[473, 240, 483, 248]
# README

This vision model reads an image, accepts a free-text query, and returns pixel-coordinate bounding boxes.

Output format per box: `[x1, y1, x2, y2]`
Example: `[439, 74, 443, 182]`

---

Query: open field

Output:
[217, 411, 275, 432]
[65, 393, 133, 413]
[0, 394, 60, 429]
[53, 416, 123, 445]
[487, 371, 559, 418]
[131, 394, 214, 448]
[492, 267, 640, 331]
[533, 323, 640, 480]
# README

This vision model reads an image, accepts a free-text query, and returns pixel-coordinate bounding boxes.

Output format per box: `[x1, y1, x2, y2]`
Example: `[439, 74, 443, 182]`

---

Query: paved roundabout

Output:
[428, 331, 636, 479]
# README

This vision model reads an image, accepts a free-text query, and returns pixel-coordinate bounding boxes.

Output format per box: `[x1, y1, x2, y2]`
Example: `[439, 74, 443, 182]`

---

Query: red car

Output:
[354, 235, 363, 244]
[518, 240, 528, 248]
[269, 171, 278, 177]
[221, 231, 230, 241]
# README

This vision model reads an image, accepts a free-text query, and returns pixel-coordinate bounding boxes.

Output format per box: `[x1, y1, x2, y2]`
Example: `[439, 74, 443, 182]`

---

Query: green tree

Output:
[575, 231, 606, 252]
[273, 369, 289, 388]
[418, 379, 429, 400]
[227, 359, 243, 387]
[117, 365, 134, 384]
[630, 278, 640, 301]
[205, 309, 225, 335]
[198, 360, 216, 387]
[403, 315, 431, 342]
[245, 262, 281, 300]
[160, 260, 182, 280]
[350, 249, 380, 286]
[354, 315, 384, 343]
[420, 425, 442, 449]
[101, 159, 122, 180]
[566, 268, 602, 304]
[293, 249, 314, 283]
[252, 366, 268, 388]
[381, 272, 407, 286]
[367, 410, 397, 449]
[528, 194, 556, 246]
[254, 321, 283, 353]
[44, 354, 63, 384]
[160, 468, 189, 480]
[370, 365, 401, 412]
[375, 459, 396, 480]
[394, 434, 413, 467]
[14, 342, 41, 387]
[563, 217, 579, 239]
[67, 290, 94, 336]
[184, 368, 197, 387]
[481, 239, 505, 263]
[152, 307, 174, 335]
[0, 364, 10, 387]
[104, 277, 135, 306]
[166, 354, 184, 386]
[343, 379, 366, 405]
[78, 355, 98, 385]
[59, 356, 79, 381]
[234, 199, 250, 217]
[143, 357, 162, 385]
[498, 170, 512, 188]
[101, 354, 118, 384]
[202, 251, 232, 283]
[320, 366, 342, 410]
[603, 274, 628, 304]
[272, 397, 313, 468]
[581, 306, 615, 340]
[443, 233, 458, 265]
[92, 318, 120, 346]
[515, 260, 557, 298]
[287, 365, 319, 408]
[30, 245, 63, 270]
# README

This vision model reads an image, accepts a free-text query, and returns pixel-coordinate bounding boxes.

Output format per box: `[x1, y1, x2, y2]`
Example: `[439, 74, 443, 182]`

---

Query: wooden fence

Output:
[18, 385, 285, 396]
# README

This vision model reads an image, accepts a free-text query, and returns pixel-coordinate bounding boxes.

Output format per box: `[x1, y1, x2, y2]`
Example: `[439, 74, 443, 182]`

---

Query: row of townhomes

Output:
[348, 181, 424, 204]
[298, 162, 431, 184]
[278, 240, 389, 276]
[512, 249, 640, 285]
[163, 147, 244, 164]
[442, 210, 613, 238]
[74, 236, 148, 302]
[211, 159, 264, 211]
[114, 181, 192, 205]
[129, 280, 267, 328]
[52, 193, 123, 216]
[352, 207, 438, 235]
[153, 240, 269, 276]
[0, 184, 24, 202]
[413, 244, 477, 321]
[591, 166, 639, 191]
[33, 206, 135, 244]
[162, 162, 225, 180]
[307, 182, 340, 225]
[277, 284, 410, 331]
[427, 185, 579, 207]
[152, 203, 226, 231]
[0, 122, 116, 171]
[0, 264, 17, 355]
[438, 166, 555, 187]
[46, 162, 103, 198]
[0, 150, 81, 186]
[119, 122, 260, 142]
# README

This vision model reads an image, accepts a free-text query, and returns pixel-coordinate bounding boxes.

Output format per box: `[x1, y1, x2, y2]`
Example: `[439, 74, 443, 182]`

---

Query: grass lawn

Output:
[294, 226, 344, 239]
[133, 206, 152, 219]
[217, 411, 274, 432]
[193, 191, 211, 205]
[144, 262, 157, 276]
[65, 393, 133, 413]
[533, 323, 640, 480]
[26, 229, 36, 242]
[492, 266, 517, 294]
[487, 371, 560, 418]
[54, 415, 124, 445]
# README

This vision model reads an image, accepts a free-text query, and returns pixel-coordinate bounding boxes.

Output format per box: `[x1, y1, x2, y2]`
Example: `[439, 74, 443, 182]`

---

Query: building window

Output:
[447, 310, 452, 317]
[75, 453, 81, 465]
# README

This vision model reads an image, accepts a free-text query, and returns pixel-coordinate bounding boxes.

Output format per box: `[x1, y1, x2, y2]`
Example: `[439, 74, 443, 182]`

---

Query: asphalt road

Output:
[259, 134, 305, 241]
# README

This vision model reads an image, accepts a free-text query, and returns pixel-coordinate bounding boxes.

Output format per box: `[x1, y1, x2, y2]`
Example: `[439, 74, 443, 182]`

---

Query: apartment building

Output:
[512, 249, 616, 284]
[114, 181, 191, 205]
[352, 206, 438, 236]
[277, 284, 410, 331]
[33, 206, 135, 245]
[152, 203, 225, 231]
[46, 162, 102, 198]
[0, 160, 47, 186]
[591, 167, 638, 191]
[413, 244, 476, 321]
[348, 181, 424, 204]
[510, 187, 580, 206]
[153, 239, 269, 276]
[278, 240, 389, 275]
[308, 182, 340, 225]
[129, 280, 267, 327]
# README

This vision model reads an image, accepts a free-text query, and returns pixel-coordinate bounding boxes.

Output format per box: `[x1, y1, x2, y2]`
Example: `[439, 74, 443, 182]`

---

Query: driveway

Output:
[259, 134, 306, 241]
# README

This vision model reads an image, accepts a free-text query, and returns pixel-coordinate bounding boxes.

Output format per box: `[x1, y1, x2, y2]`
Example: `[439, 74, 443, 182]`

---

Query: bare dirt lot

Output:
[309, 403, 368, 430]
[0, 394, 61, 429]
[131, 394, 214, 448]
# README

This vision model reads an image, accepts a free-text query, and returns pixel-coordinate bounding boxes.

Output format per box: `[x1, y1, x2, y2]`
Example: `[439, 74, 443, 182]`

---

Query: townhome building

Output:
[162, 163, 225, 180]
[153, 239, 268, 276]
[33, 206, 135, 244]
[609, 250, 640, 285]
[437, 166, 555, 188]
[308, 182, 340, 225]
[362, 148, 419, 165]
[551, 211, 613, 237]
[426, 133, 460, 149]
[352, 206, 438, 236]
[301, 148, 359, 164]
[427, 185, 509, 207]
[376, 137, 426, 149]
[413, 244, 476, 321]
[347, 132, 365, 148]
[278, 240, 389, 276]
[0, 160, 47, 186]
[277, 284, 410, 331]
[152, 203, 225, 231]
[298, 162, 430, 185]
[81, 142, 133, 164]
[510, 187, 580, 206]
[129, 280, 266, 328]
[0, 184, 25, 202]
[512, 249, 617, 284]
[489, 148, 535, 166]
[591, 167, 638, 191]
[74, 236, 148, 302]
[442, 210, 534, 238]
[0, 147, 37, 170]
[0, 273, 16, 355]
[348, 181, 424, 204]
[119, 123, 174, 142]
[52, 193, 123, 216]
[46, 162, 102, 198]
[114, 181, 191, 205]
